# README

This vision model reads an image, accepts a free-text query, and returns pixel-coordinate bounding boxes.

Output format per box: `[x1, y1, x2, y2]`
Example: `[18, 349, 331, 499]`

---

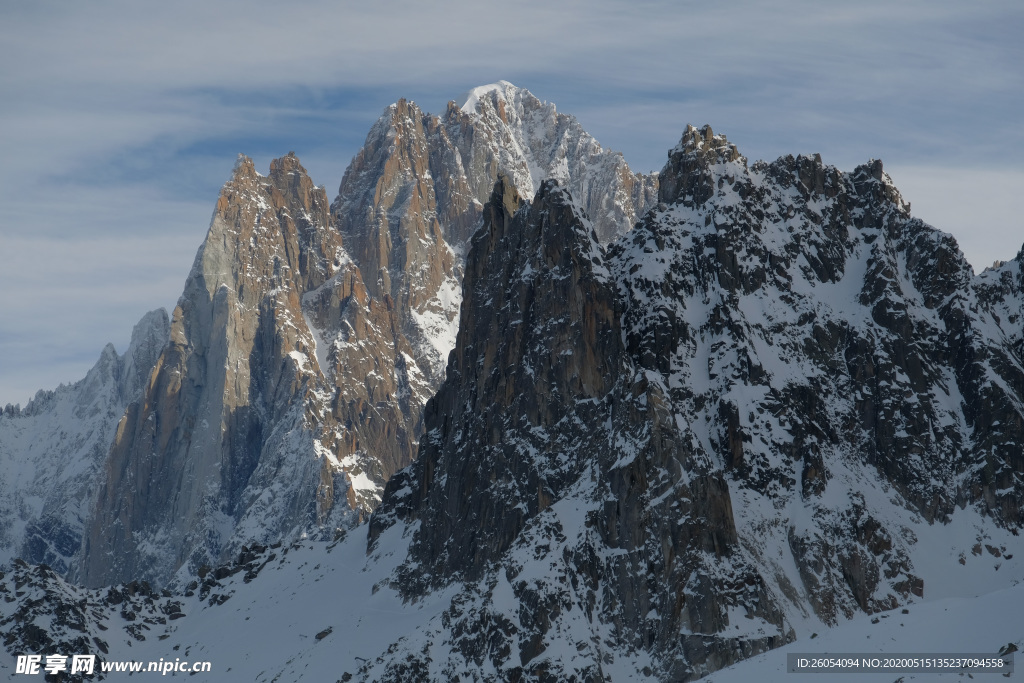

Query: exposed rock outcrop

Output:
[369, 176, 791, 681]
[365, 126, 1024, 679]
[4, 88, 1023, 682]
[333, 82, 658, 390]
[79, 85, 655, 587]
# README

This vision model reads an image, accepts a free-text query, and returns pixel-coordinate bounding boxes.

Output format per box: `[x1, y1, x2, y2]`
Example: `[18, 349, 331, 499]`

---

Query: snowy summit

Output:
[457, 80, 520, 114]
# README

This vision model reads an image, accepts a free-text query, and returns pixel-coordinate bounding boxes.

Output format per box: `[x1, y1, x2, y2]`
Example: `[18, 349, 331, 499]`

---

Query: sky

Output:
[1, 0, 1022, 406]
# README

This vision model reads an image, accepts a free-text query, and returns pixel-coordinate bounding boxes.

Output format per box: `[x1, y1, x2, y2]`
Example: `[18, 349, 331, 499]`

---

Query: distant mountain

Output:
[0, 310, 168, 577]
[333, 80, 657, 392]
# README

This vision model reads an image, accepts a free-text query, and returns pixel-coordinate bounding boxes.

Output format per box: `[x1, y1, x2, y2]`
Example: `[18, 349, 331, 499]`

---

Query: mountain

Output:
[363, 126, 1024, 679]
[333, 80, 658, 392]
[2, 86, 1023, 681]
[3, 532, 1019, 682]
[75, 83, 656, 587]
[80, 153, 374, 587]
[0, 310, 168, 577]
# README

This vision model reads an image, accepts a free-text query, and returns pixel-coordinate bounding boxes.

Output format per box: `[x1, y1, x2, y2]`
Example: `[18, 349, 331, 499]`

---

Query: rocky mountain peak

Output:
[456, 80, 520, 115]
[370, 176, 620, 603]
[476, 173, 522, 235]
[367, 175, 790, 679]
[46, 82, 660, 588]
[446, 81, 659, 243]
[673, 123, 740, 159]
[361, 122, 1024, 677]
[79, 150, 363, 587]
[230, 153, 260, 182]
[849, 158, 912, 218]
[333, 83, 659, 399]
[659, 124, 744, 207]
[268, 152, 321, 208]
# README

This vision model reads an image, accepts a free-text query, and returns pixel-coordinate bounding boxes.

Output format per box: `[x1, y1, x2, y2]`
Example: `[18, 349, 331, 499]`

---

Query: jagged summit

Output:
[669, 124, 742, 159]
[361, 134, 1024, 677]
[231, 152, 260, 177]
[440, 82, 659, 239]
[334, 85, 658, 396]
[660, 124, 745, 207]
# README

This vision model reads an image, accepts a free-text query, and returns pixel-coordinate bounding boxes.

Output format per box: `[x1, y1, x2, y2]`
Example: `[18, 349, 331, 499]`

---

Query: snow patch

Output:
[457, 80, 517, 114]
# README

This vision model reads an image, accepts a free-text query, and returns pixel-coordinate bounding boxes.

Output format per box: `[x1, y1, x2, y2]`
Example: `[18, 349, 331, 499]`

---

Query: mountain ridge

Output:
[1, 86, 1022, 681]
[362, 124, 1024, 678]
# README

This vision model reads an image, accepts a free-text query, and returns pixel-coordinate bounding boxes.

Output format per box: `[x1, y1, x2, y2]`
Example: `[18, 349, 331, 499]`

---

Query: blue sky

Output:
[1, 0, 1022, 405]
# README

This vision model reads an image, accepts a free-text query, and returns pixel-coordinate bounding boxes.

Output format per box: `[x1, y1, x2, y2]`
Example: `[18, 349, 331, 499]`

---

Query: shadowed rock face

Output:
[365, 126, 1024, 680]
[374, 177, 631, 581]
[369, 176, 790, 681]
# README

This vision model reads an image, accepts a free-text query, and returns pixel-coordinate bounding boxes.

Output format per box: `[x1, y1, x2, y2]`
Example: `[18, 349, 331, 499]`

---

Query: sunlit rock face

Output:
[81, 153, 376, 587]
[333, 82, 657, 390]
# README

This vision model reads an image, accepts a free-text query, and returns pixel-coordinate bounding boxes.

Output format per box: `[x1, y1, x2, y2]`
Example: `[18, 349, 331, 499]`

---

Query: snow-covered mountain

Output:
[333, 81, 657, 391]
[2, 530, 1019, 681]
[1, 87, 1023, 681]
[0, 310, 168, 577]
[363, 127, 1024, 678]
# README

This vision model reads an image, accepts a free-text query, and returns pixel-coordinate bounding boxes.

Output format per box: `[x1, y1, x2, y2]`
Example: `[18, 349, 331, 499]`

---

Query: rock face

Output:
[366, 126, 1024, 679]
[80, 154, 419, 587]
[619, 126, 1024, 538]
[79, 84, 654, 587]
[369, 175, 790, 681]
[0, 310, 169, 577]
[449, 82, 658, 245]
[334, 81, 658, 388]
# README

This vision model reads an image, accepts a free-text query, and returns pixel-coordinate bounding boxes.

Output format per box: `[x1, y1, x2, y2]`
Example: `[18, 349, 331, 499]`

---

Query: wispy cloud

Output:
[1, 0, 1022, 404]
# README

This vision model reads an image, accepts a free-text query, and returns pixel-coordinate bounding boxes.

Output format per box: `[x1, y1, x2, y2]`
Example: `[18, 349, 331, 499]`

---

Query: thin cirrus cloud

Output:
[0, 0, 1021, 405]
